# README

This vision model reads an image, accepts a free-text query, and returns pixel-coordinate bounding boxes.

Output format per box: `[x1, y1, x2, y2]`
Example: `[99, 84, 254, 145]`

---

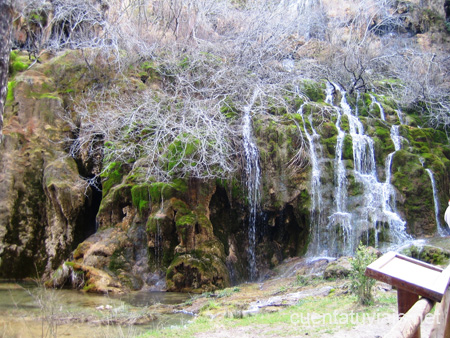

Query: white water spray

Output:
[370, 94, 385, 121]
[307, 83, 410, 256]
[298, 103, 325, 255]
[425, 168, 447, 236]
[242, 90, 261, 280]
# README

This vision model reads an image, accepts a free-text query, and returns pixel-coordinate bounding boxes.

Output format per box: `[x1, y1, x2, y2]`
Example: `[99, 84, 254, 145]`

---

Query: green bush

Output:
[350, 243, 377, 305]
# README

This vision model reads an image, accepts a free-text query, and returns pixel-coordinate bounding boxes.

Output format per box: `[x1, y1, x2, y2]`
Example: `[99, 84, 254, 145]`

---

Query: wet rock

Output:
[401, 244, 450, 266]
[323, 257, 352, 279]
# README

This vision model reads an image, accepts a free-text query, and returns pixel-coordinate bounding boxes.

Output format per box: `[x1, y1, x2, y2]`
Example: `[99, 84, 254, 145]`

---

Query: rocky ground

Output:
[152, 256, 404, 338]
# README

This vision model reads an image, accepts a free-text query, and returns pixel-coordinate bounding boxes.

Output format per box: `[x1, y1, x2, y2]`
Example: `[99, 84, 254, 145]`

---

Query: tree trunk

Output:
[0, 0, 13, 140]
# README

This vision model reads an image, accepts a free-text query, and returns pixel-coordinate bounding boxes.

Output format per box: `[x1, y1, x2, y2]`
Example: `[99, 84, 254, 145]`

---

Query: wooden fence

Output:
[365, 252, 450, 338]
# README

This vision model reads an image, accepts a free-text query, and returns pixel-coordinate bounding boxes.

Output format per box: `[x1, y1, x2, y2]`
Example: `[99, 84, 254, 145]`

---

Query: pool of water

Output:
[0, 282, 192, 337]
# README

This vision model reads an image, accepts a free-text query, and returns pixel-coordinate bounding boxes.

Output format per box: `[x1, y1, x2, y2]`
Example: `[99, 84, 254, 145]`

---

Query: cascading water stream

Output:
[297, 103, 325, 255]
[242, 90, 261, 280]
[395, 108, 404, 125]
[384, 125, 402, 185]
[154, 196, 166, 268]
[370, 94, 385, 121]
[382, 126, 401, 211]
[425, 168, 447, 236]
[307, 83, 410, 257]
[343, 86, 409, 248]
[327, 84, 352, 255]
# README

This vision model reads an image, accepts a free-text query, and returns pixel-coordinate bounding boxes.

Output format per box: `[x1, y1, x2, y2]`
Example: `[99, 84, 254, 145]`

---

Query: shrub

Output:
[350, 243, 377, 305]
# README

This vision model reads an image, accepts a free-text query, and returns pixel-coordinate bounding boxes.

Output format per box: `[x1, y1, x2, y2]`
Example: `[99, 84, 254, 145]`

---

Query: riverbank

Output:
[1, 252, 442, 338]
[141, 257, 403, 338]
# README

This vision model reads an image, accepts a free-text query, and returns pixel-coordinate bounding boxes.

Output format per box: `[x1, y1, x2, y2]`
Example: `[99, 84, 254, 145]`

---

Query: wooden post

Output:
[397, 288, 420, 338]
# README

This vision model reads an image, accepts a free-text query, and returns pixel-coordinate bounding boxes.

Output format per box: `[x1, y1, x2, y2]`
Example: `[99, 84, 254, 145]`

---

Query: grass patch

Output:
[141, 292, 397, 338]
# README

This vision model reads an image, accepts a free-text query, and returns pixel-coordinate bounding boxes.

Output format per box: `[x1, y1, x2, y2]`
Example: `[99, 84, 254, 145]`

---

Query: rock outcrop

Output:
[1, 15, 449, 293]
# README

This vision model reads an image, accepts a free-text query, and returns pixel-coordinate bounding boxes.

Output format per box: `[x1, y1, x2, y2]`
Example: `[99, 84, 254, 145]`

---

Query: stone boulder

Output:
[323, 257, 352, 279]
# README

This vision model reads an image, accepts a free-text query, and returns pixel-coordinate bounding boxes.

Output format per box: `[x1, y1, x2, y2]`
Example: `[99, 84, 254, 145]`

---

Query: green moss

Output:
[216, 177, 244, 202]
[302, 81, 325, 102]
[166, 251, 230, 292]
[298, 189, 310, 213]
[6, 81, 16, 103]
[410, 128, 428, 142]
[372, 123, 394, 163]
[9, 51, 30, 76]
[166, 135, 200, 172]
[356, 95, 369, 117]
[340, 115, 349, 133]
[82, 284, 96, 292]
[402, 245, 450, 266]
[11, 60, 29, 73]
[176, 212, 196, 228]
[29, 92, 62, 101]
[220, 97, 239, 119]
[430, 130, 448, 144]
[109, 248, 127, 272]
[319, 122, 338, 139]
[370, 101, 380, 115]
[322, 135, 337, 157]
[10, 50, 18, 62]
[148, 178, 188, 204]
[342, 135, 353, 160]
[347, 173, 363, 196]
[374, 125, 390, 139]
[131, 184, 151, 214]
[101, 162, 124, 196]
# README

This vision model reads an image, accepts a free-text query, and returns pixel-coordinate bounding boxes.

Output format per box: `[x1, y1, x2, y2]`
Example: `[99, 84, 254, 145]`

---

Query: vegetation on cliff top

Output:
[8, 1, 450, 186]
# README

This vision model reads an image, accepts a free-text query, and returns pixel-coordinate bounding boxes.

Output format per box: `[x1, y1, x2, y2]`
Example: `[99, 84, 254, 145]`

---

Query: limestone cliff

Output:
[1, 0, 450, 294]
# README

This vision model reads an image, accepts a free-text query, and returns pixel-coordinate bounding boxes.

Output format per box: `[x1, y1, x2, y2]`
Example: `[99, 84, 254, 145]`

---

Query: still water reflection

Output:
[0, 282, 192, 337]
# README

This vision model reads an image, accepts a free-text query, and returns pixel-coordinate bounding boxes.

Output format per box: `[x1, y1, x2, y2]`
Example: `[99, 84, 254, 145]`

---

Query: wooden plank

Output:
[384, 298, 435, 338]
[365, 252, 447, 302]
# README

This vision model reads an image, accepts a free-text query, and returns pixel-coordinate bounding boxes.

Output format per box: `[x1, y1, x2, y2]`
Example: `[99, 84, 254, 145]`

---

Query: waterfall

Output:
[370, 94, 385, 121]
[306, 83, 353, 256]
[242, 90, 261, 280]
[327, 83, 352, 255]
[154, 198, 166, 268]
[298, 103, 325, 256]
[155, 220, 162, 267]
[383, 126, 402, 205]
[306, 83, 410, 257]
[325, 83, 348, 214]
[390, 125, 402, 152]
[425, 169, 446, 236]
[395, 109, 404, 125]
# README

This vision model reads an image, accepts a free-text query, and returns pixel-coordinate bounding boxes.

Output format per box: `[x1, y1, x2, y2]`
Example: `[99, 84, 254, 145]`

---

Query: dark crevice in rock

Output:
[73, 175, 102, 250]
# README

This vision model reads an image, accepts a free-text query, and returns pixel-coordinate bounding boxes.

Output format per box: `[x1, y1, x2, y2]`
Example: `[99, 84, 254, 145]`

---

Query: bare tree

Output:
[69, 86, 240, 182]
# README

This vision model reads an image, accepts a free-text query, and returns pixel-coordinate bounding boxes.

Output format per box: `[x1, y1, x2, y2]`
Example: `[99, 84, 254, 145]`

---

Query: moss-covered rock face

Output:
[0, 51, 104, 278]
[2, 49, 450, 294]
[401, 245, 450, 266]
[166, 252, 230, 293]
[391, 124, 450, 236]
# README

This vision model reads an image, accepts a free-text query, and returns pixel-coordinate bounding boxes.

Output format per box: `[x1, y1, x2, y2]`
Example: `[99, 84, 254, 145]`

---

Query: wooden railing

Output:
[383, 286, 450, 338]
[384, 297, 435, 338]
[365, 252, 450, 338]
